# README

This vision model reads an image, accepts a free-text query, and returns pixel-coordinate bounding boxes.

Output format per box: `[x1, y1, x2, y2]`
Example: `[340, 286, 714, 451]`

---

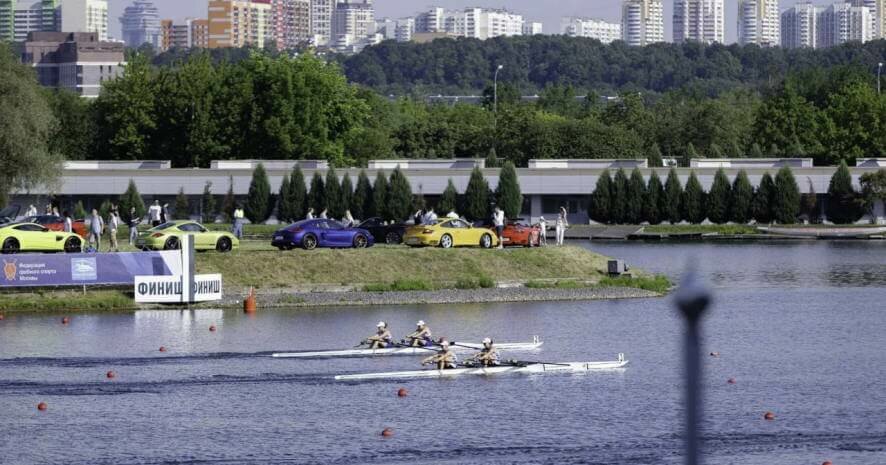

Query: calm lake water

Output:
[1, 240, 885, 464]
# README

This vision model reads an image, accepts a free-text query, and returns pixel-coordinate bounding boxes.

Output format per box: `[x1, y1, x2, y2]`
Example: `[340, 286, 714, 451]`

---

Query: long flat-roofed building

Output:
[562, 17, 622, 44]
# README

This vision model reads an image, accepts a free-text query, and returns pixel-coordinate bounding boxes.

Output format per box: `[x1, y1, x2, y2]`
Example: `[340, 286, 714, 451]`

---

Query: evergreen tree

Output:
[684, 143, 699, 167]
[708, 143, 725, 159]
[644, 170, 664, 225]
[463, 166, 491, 221]
[309, 171, 326, 214]
[244, 163, 272, 223]
[98, 200, 112, 221]
[438, 178, 459, 214]
[288, 166, 307, 220]
[610, 168, 628, 224]
[73, 200, 87, 219]
[495, 161, 522, 219]
[118, 179, 146, 224]
[201, 181, 216, 224]
[682, 171, 706, 224]
[706, 168, 731, 224]
[174, 187, 189, 219]
[325, 167, 342, 219]
[222, 176, 236, 223]
[753, 172, 775, 223]
[485, 148, 499, 168]
[801, 178, 820, 224]
[826, 160, 863, 224]
[749, 143, 764, 158]
[277, 174, 291, 222]
[625, 168, 646, 224]
[767, 143, 780, 157]
[352, 169, 372, 220]
[340, 173, 354, 216]
[727, 141, 744, 158]
[773, 166, 800, 224]
[663, 168, 683, 224]
[371, 171, 388, 218]
[589, 169, 612, 223]
[647, 144, 663, 168]
[386, 167, 413, 222]
[729, 170, 753, 224]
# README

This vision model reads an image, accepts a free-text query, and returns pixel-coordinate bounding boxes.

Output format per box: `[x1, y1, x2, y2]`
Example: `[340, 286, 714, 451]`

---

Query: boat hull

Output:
[271, 338, 542, 359]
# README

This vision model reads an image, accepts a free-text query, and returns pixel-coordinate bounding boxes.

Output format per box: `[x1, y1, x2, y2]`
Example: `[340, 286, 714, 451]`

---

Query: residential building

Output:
[377, 16, 413, 42]
[621, 0, 664, 46]
[522, 21, 542, 35]
[21, 31, 124, 97]
[413, 7, 528, 40]
[850, 0, 881, 38]
[10, 1, 59, 42]
[190, 18, 208, 47]
[561, 17, 622, 44]
[0, 0, 12, 41]
[781, 1, 819, 48]
[272, 0, 310, 49]
[159, 18, 171, 49]
[738, 0, 780, 46]
[817, 2, 872, 47]
[673, 0, 725, 44]
[331, 0, 376, 51]
[159, 18, 196, 50]
[310, 0, 333, 45]
[208, 0, 272, 48]
[119, 0, 161, 48]
[61, 0, 108, 41]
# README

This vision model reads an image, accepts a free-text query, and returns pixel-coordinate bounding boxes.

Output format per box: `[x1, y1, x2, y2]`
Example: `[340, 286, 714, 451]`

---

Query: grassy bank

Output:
[641, 224, 759, 235]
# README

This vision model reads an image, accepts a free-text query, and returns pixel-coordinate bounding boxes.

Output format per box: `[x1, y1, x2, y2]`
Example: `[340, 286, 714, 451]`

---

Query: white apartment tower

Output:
[61, 0, 108, 41]
[414, 7, 527, 40]
[331, 0, 375, 49]
[561, 17, 622, 44]
[781, 2, 819, 49]
[311, 0, 333, 45]
[850, 0, 881, 38]
[621, 0, 664, 46]
[673, 0, 725, 44]
[738, 0, 779, 46]
[119, 0, 161, 48]
[817, 2, 872, 48]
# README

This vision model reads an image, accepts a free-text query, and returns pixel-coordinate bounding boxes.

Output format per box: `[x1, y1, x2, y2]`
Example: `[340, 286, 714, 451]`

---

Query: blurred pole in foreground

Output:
[675, 271, 711, 465]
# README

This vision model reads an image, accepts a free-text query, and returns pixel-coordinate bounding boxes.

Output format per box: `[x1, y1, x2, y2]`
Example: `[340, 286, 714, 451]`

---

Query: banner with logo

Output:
[134, 274, 223, 303]
[0, 251, 182, 288]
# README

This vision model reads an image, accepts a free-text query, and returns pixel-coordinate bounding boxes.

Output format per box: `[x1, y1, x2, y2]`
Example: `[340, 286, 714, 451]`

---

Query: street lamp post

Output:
[878, 62, 883, 95]
[493, 64, 503, 129]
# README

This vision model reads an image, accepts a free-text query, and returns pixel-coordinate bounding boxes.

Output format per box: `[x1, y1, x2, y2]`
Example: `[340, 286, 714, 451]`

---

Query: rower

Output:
[365, 321, 393, 349]
[466, 338, 500, 367]
[404, 320, 432, 347]
[421, 340, 458, 370]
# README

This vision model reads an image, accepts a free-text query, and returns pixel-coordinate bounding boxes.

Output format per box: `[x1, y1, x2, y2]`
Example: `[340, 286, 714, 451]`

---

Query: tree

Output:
[663, 168, 683, 224]
[730, 170, 753, 224]
[753, 172, 775, 223]
[277, 174, 292, 222]
[91, 52, 156, 161]
[644, 170, 664, 225]
[325, 167, 342, 218]
[222, 176, 236, 222]
[801, 178, 820, 224]
[245, 163, 272, 223]
[860, 169, 886, 220]
[201, 181, 216, 223]
[352, 169, 372, 220]
[73, 200, 87, 220]
[684, 143, 699, 167]
[485, 147, 499, 168]
[340, 173, 354, 216]
[438, 178, 459, 214]
[826, 160, 863, 224]
[386, 167, 413, 222]
[371, 171, 388, 218]
[707, 169, 731, 224]
[174, 187, 190, 219]
[288, 165, 307, 220]
[495, 161, 522, 219]
[749, 143, 764, 158]
[309, 171, 326, 214]
[773, 166, 800, 224]
[589, 170, 612, 224]
[610, 168, 628, 224]
[118, 179, 146, 224]
[625, 168, 646, 224]
[682, 171, 706, 224]
[463, 167, 490, 221]
[647, 144, 663, 168]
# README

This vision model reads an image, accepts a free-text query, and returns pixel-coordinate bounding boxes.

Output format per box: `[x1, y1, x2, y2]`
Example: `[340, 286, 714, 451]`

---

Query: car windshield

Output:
[287, 219, 314, 231]
[14, 224, 47, 232]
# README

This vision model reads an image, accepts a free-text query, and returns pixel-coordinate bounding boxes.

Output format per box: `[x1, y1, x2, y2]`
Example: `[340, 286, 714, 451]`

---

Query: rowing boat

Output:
[271, 336, 542, 359]
[334, 353, 628, 381]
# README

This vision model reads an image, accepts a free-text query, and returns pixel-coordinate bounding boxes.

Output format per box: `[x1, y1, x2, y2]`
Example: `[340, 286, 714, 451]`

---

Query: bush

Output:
[386, 166, 413, 222]
[277, 174, 291, 222]
[222, 176, 236, 222]
[325, 166, 342, 219]
[288, 166, 308, 221]
[625, 168, 646, 224]
[682, 171, 706, 224]
[201, 181, 216, 223]
[478, 275, 495, 288]
[599, 275, 671, 294]
[244, 163, 272, 223]
[73, 200, 87, 220]
[340, 173, 354, 216]
[308, 171, 326, 214]
[589, 169, 612, 223]
[371, 171, 388, 218]
[773, 166, 800, 224]
[174, 187, 189, 219]
[352, 169, 372, 220]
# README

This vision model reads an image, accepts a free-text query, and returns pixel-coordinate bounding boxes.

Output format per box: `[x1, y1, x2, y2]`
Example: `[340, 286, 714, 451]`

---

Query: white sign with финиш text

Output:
[134, 274, 222, 303]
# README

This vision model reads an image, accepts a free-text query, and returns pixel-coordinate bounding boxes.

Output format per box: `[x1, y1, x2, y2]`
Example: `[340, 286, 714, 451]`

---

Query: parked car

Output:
[403, 218, 499, 249]
[136, 220, 238, 252]
[355, 217, 408, 244]
[24, 215, 89, 238]
[272, 219, 374, 250]
[0, 222, 83, 254]
[0, 205, 20, 225]
[501, 219, 541, 247]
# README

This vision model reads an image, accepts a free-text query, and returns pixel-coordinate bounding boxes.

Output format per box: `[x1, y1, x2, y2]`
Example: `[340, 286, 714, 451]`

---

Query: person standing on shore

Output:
[108, 206, 120, 252]
[343, 209, 355, 227]
[62, 211, 73, 233]
[232, 205, 245, 239]
[88, 209, 104, 252]
[128, 207, 141, 245]
[493, 206, 505, 249]
[148, 200, 162, 227]
[320, 209, 328, 219]
[555, 207, 568, 246]
[537, 216, 547, 246]
[306, 208, 314, 219]
[25, 205, 37, 218]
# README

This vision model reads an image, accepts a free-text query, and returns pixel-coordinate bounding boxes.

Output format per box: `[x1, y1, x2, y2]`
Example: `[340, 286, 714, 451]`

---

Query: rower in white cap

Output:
[421, 339, 458, 370]
[466, 338, 500, 367]
[404, 320, 433, 347]
[364, 321, 394, 349]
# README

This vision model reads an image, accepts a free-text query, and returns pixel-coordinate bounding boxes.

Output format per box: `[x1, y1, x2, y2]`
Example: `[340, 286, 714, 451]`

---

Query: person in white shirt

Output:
[148, 200, 162, 227]
[25, 205, 37, 218]
[555, 207, 568, 246]
[424, 208, 438, 225]
[232, 205, 245, 239]
[446, 211, 459, 219]
[306, 208, 315, 219]
[319, 209, 328, 219]
[493, 206, 505, 249]
[62, 211, 73, 233]
[537, 216, 547, 246]
[343, 210, 354, 227]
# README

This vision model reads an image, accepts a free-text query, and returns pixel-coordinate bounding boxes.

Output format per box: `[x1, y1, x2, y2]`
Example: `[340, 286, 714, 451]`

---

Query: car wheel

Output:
[216, 237, 232, 253]
[440, 234, 453, 249]
[385, 231, 401, 244]
[2, 238, 20, 254]
[64, 237, 82, 253]
[164, 237, 180, 250]
[480, 234, 493, 249]
[302, 234, 317, 250]
[353, 234, 368, 248]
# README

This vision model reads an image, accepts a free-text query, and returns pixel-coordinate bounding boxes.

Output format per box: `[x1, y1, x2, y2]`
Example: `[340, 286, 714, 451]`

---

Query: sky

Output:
[108, 0, 844, 44]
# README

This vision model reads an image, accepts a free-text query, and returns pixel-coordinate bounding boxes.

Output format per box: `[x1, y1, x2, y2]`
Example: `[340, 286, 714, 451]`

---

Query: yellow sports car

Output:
[0, 222, 83, 254]
[403, 218, 499, 248]
[136, 221, 239, 252]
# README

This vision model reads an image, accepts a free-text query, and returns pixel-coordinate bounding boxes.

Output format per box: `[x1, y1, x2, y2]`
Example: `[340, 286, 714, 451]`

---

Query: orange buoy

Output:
[158, 346, 167, 352]
[397, 388, 408, 397]
[727, 378, 737, 384]
[61, 317, 70, 325]
[244, 288, 257, 313]
[106, 371, 116, 379]
[37, 402, 48, 411]
[0, 313, 5, 320]
[709, 352, 719, 357]
[209, 325, 216, 332]
[381, 428, 394, 437]
[822, 461, 832, 465]
[763, 411, 775, 421]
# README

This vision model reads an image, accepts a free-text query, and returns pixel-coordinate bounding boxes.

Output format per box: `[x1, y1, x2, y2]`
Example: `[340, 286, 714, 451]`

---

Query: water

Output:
[1, 240, 885, 464]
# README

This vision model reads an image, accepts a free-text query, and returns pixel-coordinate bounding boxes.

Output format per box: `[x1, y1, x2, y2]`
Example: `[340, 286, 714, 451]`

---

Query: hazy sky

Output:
[108, 0, 844, 44]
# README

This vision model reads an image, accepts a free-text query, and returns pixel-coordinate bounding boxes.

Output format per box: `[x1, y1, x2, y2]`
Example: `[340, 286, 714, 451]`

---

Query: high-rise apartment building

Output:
[781, 1, 819, 48]
[621, 0, 664, 46]
[272, 0, 310, 49]
[61, 0, 108, 41]
[413, 7, 527, 40]
[310, 0, 333, 45]
[850, 0, 882, 38]
[673, 0, 725, 44]
[0, 0, 13, 41]
[21, 31, 124, 97]
[120, 0, 161, 48]
[561, 17, 622, 44]
[817, 2, 871, 47]
[523, 21, 542, 35]
[2, 0, 58, 42]
[190, 18, 208, 47]
[331, 0, 375, 51]
[738, 0, 780, 46]
[208, 0, 272, 48]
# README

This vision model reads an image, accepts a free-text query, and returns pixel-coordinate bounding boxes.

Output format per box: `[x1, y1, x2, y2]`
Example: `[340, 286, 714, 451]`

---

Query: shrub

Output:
[309, 171, 325, 214]
[386, 166, 413, 222]
[625, 168, 646, 224]
[118, 179, 146, 224]
[201, 181, 216, 223]
[352, 169, 372, 220]
[325, 166, 342, 219]
[370, 171, 387, 218]
[174, 187, 189, 219]
[288, 165, 308, 221]
[610, 168, 628, 224]
[463, 166, 490, 221]
[437, 178, 459, 214]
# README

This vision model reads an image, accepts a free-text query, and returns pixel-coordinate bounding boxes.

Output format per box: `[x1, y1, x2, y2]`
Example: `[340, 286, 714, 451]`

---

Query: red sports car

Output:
[25, 215, 89, 238]
[500, 219, 541, 247]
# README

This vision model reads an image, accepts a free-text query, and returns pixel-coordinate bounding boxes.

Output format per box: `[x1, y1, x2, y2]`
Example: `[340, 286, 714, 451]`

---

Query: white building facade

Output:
[61, 0, 108, 41]
[413, 7, 531, 40]
[781, 2, 819, 48]
[561, 17, 622, 44]
[119, 0, 161, 48]
[330, 0, 375, 51]
[310, 0, 333, 45]
[818, 2, 872, 48]
[621, 0, 664, 46]
[673, 0, 725, 44]
[738, 0, 780, 46]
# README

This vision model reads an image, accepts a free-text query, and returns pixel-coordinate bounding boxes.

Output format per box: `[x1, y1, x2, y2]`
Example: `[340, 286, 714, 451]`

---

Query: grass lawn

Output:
[641, 224, 760, 235]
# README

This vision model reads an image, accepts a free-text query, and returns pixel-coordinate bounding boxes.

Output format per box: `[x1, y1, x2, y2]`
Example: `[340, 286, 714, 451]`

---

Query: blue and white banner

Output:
[0, 251, 182, 288]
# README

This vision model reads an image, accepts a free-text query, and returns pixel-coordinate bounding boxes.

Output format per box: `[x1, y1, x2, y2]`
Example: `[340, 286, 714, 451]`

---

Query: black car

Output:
[355, 217, 408, 244]
[0, 205, 20, 225]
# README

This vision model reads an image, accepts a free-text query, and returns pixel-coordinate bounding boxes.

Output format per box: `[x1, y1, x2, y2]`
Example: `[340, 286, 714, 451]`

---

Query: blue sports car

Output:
[271, 219, 374, 250]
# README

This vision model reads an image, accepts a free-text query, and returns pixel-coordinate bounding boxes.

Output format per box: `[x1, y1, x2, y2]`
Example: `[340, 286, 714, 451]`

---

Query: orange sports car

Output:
[500, 219, 541, 247]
